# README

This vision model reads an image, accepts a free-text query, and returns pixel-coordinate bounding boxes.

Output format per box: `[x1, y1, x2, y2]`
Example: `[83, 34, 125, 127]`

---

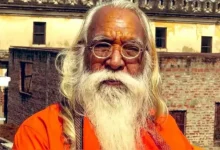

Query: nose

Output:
[105, 46, 125, 71]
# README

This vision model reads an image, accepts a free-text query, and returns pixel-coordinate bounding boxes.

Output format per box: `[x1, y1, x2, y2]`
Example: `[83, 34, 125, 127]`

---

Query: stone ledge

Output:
[158, 52, 220, 58]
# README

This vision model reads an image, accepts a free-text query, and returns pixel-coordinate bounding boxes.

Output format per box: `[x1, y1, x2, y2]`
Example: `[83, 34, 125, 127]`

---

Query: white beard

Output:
[76, 69, 151, 150]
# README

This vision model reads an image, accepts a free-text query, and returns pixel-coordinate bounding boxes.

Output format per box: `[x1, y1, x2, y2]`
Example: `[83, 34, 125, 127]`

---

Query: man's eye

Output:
[123, 44, 139, 51]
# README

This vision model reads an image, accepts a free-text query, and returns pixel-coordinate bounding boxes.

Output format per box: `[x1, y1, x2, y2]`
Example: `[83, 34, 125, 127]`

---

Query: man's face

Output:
[86, 7, 146, 85]
[77, 7, 151, 150]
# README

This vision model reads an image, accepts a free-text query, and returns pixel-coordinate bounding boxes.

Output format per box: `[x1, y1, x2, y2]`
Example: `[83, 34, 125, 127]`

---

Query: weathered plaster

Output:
[0, 15, 83, 50]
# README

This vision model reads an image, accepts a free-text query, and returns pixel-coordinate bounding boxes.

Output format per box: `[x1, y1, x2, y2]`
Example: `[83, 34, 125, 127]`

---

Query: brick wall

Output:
[7, 47, 63, 125]
[160, 53, 220, 150]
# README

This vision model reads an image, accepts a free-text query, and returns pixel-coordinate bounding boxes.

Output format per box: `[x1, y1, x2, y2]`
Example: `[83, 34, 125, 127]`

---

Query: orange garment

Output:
[13, 104, 202, 150]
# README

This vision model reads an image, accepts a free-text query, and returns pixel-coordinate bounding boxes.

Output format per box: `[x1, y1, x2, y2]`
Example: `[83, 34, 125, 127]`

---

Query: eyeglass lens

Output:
[93, 42, 140, 58]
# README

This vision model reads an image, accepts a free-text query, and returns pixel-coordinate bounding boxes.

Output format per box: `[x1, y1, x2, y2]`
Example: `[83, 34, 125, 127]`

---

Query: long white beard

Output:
[76, 70, 151, 150]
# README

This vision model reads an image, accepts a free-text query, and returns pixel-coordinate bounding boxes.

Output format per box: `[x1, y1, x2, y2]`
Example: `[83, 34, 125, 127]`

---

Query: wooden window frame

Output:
[33, 22, 46, 45]
[201, 36, 212, 53]
[20, 61, 33, 96]
[155, 27, 167, 48]
[169, 110, 186, 135]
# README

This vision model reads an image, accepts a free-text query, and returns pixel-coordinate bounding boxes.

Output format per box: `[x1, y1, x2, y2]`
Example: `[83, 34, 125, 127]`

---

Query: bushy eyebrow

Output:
[91, 35, 144, 47]
[91, 36, 113, 43]
[123, 39, 144, 47]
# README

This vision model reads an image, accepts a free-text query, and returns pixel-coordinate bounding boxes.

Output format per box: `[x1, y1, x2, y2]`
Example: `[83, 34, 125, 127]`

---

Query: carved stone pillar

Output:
[169, 0, 177, 10]
[181, 0, 189, 12]
[192, 0, 201, 12]
[158, 0, 166, 10]
[139, 0, 153, 10]
[66, 0, 78, 5]
[216, 0, 220, 13]
[203, 0, 213, 13]
[81, 0, 94, 7]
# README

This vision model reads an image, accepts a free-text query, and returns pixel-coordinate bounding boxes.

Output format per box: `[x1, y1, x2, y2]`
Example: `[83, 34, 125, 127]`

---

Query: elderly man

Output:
[13, 1, 202, 150]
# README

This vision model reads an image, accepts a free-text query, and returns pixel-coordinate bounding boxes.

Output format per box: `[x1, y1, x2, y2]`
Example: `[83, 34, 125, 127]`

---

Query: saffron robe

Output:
[13, 104, 203, 150]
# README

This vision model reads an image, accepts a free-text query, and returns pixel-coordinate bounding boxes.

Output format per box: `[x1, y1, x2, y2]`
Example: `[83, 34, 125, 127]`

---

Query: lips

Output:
[102, 79, 123, 86]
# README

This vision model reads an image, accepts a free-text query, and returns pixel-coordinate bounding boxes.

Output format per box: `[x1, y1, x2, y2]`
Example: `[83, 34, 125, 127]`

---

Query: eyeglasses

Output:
[90, 42, 143, 59]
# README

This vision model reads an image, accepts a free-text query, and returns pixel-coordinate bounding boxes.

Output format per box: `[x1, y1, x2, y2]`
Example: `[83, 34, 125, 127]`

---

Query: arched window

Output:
[160, 0, 164, 6]
[183, 0, 187, 7]
[206, 2, 210, 9]
[171, 0, 175, 6]
[146, 0, 150, 4]
[195, 1, 198, 8]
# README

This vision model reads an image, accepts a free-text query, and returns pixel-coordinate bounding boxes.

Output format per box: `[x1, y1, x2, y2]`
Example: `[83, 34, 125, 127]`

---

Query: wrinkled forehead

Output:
[87, 6, 146, 42]
[91, 6, 141, 25]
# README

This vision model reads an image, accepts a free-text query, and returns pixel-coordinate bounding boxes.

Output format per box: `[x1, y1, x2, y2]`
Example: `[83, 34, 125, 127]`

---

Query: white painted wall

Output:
[151, 22, 220, 53]
[0, 15, 84, 50]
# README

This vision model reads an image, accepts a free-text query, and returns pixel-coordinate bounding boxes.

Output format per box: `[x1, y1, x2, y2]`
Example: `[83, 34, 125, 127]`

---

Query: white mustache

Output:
[82, 70, 144, 93]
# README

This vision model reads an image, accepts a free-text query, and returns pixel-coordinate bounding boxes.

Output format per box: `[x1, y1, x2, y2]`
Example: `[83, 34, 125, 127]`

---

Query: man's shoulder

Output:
[13, 103, 66, 149]
[155, 114, 181, 134]
[156, 114, 176, 125]
[21, 103, 62, 131]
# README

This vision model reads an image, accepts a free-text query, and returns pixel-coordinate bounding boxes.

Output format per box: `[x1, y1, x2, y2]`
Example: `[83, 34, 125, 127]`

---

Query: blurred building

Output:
[0, 51, 9, 124]
[147, 0, 220, 53]
[160, 52, 220, 149]
[0, 0, 220, 149]
[0, 0, 85, 126]
[0, 0, 219, 53]
[8, 47, 62, 125]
